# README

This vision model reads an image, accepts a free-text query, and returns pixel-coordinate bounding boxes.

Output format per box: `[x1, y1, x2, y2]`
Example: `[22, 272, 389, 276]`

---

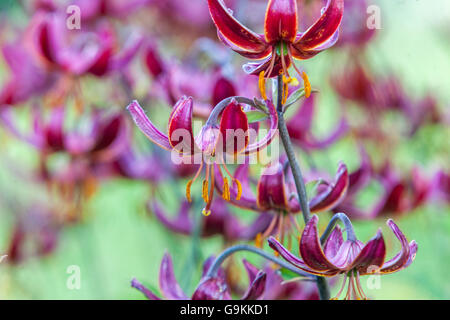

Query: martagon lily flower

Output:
[269, 213, 418, 300]
[127, 96, 278, 216]
[207, 0, 344, 101]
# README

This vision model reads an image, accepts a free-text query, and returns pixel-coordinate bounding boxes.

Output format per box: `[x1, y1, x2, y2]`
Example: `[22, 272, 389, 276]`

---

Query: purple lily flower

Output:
[131, 253, 266, 300]
[149, 198, 272, 243]
[269, 214, 418, 300]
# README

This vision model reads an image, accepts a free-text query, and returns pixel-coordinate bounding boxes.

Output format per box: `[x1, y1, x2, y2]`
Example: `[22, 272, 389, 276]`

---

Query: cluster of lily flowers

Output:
[0, 0, 447, 300]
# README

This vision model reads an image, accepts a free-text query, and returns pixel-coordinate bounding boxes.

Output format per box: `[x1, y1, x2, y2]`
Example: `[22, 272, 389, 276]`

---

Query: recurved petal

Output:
[241, 271, 266, 300]
[293, 0, 343, 51]
[218, 31, 272, 60]
[264, 0, 298, 43]
[168, 96, 196, 153]
[208, 0, 269, 53]
[351, 229, 387, 274]
[159, 253, 188, 300]
[127, 100, 172, 150]
[309, 162, 349, 213]
[131, 278, 161, 300]
[300, 215, 338, 271]
[268, 236, 337, 276]
[403, 241, 418, 269]
[219, 100, 249, 154]
[380, 219, 414, 274]
[291, 28, 340, 60]
[323, 225, 344, 259]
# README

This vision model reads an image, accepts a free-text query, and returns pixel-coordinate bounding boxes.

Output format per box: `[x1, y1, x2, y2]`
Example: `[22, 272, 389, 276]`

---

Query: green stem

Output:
[275, 74, 331, 300]
[206, 244, 312, 279]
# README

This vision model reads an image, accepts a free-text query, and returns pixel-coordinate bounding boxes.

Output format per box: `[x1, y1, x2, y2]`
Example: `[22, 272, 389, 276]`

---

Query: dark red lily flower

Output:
[149, 198, 272, 243]
[215, 159, 348, 246]
[127, 96, 278, 215]
[208, 0, 343, 98]
[286, 93, 348, 150]
[131, 253, 266, 300]
[269, 214, 418, 299]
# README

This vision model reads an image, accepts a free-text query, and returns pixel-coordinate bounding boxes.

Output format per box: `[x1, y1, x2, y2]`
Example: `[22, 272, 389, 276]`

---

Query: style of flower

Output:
[207, 0, 344, 100]
[127, 96, 278, 215]
[269, 213, 418, 299]
[131, 252, 266, 300]
[214, 159, 348, 246]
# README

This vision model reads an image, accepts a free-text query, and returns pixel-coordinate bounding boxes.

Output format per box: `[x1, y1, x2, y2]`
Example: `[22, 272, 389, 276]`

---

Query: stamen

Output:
[202, 180, 209, 203]
[258, 71, 268, 100]
[221, 162, 242, 201]
[185, 161, 204, 202]
[302, 72, 311, 98]
[203, 166, 215, 216]
[222, 177, 230, 201]
[186, 180, 193, 203]
[255, 233, 263, 248]
[234, 179, 242, 200]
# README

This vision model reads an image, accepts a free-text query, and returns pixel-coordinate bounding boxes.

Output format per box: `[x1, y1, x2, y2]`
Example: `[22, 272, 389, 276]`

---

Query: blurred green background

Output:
[0, 0, 449, 299]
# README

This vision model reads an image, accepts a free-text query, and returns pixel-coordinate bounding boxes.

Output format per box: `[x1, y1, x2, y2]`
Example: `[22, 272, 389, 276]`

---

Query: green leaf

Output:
[245, 111, 269, 123]
[284, 88, 306, 109]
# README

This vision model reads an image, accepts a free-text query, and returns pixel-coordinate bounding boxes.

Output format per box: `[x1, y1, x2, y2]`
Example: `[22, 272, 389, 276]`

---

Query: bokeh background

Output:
[0, 0, 448, 299]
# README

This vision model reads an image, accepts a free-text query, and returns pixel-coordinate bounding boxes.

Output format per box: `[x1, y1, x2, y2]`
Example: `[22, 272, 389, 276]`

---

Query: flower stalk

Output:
[205, 244, 312, 279]
[275, 74, 331, 300]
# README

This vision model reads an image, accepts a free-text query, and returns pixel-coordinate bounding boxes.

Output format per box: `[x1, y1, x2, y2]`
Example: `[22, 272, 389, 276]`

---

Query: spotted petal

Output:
[291, 0, 343, 57]
[208, 0, 270, 54]
[264, 0, 298, 43]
